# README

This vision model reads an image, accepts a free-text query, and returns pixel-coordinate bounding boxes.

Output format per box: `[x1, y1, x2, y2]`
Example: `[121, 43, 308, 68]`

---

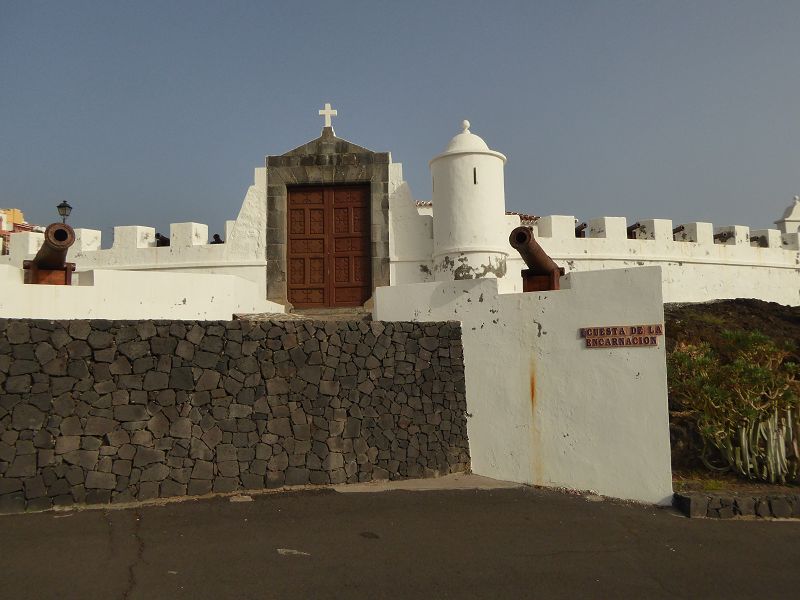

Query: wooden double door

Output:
[287, 185, 372, 308]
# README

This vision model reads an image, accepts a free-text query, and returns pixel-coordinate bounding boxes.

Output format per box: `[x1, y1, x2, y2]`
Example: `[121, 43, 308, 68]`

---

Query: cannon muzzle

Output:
[509, 226, 564, 292]
[23, 222, 76, 285]
[34, 223, 75, 269]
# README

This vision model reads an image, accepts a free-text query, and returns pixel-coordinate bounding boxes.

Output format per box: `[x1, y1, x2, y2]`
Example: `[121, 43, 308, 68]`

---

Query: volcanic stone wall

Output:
[0, 318, 469, 513]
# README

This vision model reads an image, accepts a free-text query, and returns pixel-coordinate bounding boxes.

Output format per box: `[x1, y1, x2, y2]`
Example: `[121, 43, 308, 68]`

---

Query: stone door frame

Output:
[265, 129, 391, 309]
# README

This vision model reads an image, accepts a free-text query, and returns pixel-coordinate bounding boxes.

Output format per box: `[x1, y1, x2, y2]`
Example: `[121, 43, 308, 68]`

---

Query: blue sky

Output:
[1, 1, 799, 241]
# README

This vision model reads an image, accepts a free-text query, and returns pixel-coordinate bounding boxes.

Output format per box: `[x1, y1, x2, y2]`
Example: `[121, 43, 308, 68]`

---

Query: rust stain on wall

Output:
[529, 358, 542, 483]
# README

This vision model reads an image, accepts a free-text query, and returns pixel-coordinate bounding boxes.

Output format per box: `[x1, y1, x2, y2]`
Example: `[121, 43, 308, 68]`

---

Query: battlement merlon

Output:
[533, 215, 798, 251]
[62, 166, 267, 264]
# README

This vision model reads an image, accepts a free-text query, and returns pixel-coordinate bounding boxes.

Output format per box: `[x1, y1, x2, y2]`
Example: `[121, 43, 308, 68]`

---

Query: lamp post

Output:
[56, 201, 72, 224]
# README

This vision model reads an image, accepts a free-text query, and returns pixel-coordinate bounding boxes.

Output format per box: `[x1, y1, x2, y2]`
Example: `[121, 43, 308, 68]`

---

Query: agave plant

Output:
[668, 331, 800, 483]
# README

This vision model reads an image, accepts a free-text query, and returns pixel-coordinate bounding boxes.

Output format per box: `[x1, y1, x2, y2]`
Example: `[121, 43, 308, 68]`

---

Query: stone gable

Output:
[266, 127, 391, 309]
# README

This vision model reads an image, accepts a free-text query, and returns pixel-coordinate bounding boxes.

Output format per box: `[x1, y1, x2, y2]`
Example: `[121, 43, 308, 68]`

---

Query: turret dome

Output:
[431, 120, 506, 164]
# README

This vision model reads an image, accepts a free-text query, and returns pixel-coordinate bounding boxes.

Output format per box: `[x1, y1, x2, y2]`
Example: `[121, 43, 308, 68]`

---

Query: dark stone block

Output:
[169, 418, 192, 439]
[66, 340, 91, 359]
[67, 360, 90, 379]
[107, 430, 131, 447]
[187, 479, 213, 496]
[169, 367, 195, 390]
[85, 471, 117, 489]
[200, 336, 224, 354]
[266, 471, 285, 488]
[267, 418, 293, 437]
[12, 404, 46, 430]
[133, 447, 164, 467]
[239, 473, 263, 490]
[0, 492, 26, 514]
[0, 478, 22, 494]
[117, 374, 144, 390]
[9, 359, 39, 376]
[63, 449, 99, 470]
[147, 413, 169, 438]
[47, 478, 71, 496]
[84, 489, 112, 505]
[6, 322, 31, 344]
[160, 479, 186, 498]
[770, 497, 793, 518]
[115, 405, 148, 422]
[52, 494, 74, 507]
[5, 374, 32, 394]
[329, 468, 347, 484]
[215, 444, 237, 462]
[85, 417, 116, 436]
[150, 337, 177, 355]
[6, 454, 36, 477]
[140, 464, 170, 482]
[309, 471, 329, 485]
[196, 369, 221, 391]
[217, 461, 239, 477]
[66, 321, 91, 341]
[51, 376, 77, 395]
[191, 460, 214, 480]
[94, 348, 116, 363]
[55, 436, 81, 454]
[143, 371, 169, 391]
[213, 477, 240, 493]
[285, 467, 310, 485]
[732, 496, 754, 515]
[138, 482, 160, 501]
[112, 460, 132, 476]
[87, 331, 115, 350]
[26, 496, 53, 512]
[116, 341, 149, 361]
[109, 357, 132, 376]
[717, 506, 735, 519]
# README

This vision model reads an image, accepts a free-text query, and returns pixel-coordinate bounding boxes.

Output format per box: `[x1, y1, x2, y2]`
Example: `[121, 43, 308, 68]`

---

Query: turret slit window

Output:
[473, 167, 477, 185]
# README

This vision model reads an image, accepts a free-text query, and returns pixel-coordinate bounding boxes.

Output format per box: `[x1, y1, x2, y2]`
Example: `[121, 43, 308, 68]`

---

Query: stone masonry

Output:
[0, 318, 469, 513]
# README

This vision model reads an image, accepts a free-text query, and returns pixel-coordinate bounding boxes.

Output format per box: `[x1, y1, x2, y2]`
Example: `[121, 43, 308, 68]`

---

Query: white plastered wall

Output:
[375, 267, 673, 505]
[387, 163, 434, 285]
[0, 265, 281, 320]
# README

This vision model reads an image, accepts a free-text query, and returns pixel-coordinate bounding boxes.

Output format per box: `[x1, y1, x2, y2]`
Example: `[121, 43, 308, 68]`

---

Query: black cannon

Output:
[23, 222, 76, 285]
[509, 226, 564, 292]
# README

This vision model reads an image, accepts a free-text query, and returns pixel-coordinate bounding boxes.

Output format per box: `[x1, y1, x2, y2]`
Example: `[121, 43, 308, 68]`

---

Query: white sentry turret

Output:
[429, 120, 509, 281]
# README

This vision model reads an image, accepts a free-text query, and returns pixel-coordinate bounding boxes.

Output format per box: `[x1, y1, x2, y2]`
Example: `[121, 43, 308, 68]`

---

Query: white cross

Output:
[318, 102, 337, 128]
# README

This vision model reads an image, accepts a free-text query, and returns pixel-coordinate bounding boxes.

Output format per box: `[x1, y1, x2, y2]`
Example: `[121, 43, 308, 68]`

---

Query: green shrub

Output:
[668, 331, 800, 483]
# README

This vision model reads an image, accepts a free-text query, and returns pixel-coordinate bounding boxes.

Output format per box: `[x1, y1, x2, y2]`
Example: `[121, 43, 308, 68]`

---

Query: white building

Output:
[2, 106, 799, 317]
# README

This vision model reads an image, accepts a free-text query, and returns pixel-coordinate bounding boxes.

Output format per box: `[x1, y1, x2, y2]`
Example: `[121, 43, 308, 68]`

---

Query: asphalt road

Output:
[2, 485, 800, 599]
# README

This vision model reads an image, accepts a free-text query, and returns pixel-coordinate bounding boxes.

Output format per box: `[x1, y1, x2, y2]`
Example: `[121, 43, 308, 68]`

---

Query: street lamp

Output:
[56, 201, 72, 223]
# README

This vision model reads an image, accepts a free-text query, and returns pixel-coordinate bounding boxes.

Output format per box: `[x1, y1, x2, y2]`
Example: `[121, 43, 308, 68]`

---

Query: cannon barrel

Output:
[509, 226, 560, 276]
[31, 223, 75, 269]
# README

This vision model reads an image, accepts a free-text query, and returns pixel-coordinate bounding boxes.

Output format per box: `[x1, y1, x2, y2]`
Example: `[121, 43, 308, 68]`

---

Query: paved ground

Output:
[2, 477, 800, 599]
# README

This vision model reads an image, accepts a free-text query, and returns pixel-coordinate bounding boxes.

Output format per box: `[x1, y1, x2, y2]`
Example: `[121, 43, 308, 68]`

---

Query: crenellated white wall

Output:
[387, 186, 800, 306]
[503, 215, 800, 306]
[1, 168, 269, 297]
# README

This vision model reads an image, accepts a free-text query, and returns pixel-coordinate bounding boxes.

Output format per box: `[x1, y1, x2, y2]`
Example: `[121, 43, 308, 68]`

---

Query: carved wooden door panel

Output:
[287, 185, 371, 308]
